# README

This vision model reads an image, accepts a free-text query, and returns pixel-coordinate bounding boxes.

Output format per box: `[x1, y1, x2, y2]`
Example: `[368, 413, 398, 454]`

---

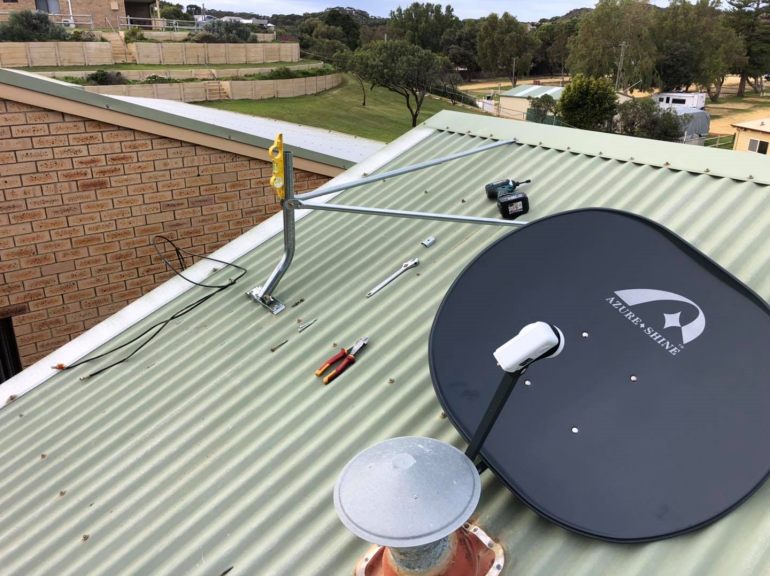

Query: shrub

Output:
[67, 29, 98, 42]
[85, 70, 127, 85]
[142, 74, 187, 84]
[264, 66, 295, 79]
[0, 10, 68, 41]
[187, 30, 217, 43]
[123, 27, 146, 43]
[188, 20, 251, 43]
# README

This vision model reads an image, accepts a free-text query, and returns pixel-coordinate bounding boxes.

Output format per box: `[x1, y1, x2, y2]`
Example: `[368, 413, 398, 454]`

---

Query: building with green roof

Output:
[1, 110, 770, 575]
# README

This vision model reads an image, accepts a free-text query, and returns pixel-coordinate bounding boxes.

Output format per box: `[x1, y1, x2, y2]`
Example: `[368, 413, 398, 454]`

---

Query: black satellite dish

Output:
[429, 208, 770, 542]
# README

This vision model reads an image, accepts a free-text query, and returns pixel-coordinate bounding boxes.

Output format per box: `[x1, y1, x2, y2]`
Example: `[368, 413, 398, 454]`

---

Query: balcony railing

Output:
[118, 16, 197, 31]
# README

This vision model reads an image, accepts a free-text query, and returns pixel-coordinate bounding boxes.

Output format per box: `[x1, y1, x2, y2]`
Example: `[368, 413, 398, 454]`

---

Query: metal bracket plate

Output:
[247, 287, 285, 315]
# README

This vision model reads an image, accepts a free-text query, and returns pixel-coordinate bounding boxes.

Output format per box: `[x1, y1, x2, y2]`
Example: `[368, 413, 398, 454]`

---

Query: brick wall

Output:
[0, 1, 125, 27]
[0, 98, 330, 368]
[71, 0, 125, 28]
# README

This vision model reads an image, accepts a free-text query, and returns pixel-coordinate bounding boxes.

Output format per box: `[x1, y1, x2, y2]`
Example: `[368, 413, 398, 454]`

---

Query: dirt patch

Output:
[709, 108, 770, 134]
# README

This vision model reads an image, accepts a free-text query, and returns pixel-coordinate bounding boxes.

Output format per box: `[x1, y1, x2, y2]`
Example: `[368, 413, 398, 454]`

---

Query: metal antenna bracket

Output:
[247, 288, 285, 315]
[248, 138, 518, 314]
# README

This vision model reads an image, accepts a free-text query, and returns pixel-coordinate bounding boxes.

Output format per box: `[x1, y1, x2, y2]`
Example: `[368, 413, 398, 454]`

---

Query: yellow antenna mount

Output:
[269, 133, 285, 199]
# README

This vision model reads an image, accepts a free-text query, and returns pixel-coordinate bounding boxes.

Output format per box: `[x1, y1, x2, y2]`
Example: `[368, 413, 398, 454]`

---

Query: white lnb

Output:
[493, 322, 564, 373]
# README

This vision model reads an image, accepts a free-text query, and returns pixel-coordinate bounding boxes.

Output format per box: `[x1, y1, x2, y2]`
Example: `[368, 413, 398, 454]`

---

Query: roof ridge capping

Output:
[425, 110, 770, 186]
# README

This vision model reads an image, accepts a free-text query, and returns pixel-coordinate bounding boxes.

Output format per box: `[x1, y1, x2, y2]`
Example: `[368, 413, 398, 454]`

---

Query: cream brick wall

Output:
[0, 0, 126, 27]
[0, 98, 330, 368]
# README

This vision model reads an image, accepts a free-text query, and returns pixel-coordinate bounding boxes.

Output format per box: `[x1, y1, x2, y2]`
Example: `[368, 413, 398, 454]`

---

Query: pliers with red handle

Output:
[315, 337, 369, 385]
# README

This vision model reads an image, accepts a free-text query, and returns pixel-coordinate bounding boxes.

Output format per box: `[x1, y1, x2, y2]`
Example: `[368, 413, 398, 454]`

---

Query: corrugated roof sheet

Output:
[501, 85, 564, 99]
[2, 112, 770, 576]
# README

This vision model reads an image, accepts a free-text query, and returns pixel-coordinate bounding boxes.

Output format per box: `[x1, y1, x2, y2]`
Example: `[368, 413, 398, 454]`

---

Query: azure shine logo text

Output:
[605, 289, 706, 356]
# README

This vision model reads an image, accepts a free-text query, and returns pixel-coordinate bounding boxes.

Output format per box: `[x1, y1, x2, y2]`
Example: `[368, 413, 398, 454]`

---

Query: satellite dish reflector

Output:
[429, 208, 770, 542]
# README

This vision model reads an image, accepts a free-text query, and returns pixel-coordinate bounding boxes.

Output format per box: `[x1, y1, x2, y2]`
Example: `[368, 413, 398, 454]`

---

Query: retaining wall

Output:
[83, 73, 342, 102]
[226, 74, 342, 100]
[129, 42, 299, 65]
[0, 42, 113, 67]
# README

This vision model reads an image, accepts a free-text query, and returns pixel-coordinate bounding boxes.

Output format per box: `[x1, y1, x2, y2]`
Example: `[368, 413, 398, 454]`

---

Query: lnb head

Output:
[493, 322, 564, 373]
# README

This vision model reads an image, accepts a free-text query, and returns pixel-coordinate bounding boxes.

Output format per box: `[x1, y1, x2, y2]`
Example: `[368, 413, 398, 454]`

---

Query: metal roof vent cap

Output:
[334, 436, 503, 576]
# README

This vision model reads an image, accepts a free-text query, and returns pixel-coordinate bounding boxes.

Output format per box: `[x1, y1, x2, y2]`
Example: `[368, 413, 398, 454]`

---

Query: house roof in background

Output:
[112, 95, 383, 165]
[500, 84, 564, 99]
[733, 117, 770, 134]
[0, 68, 382, 170]
[2, 111, 770, 575]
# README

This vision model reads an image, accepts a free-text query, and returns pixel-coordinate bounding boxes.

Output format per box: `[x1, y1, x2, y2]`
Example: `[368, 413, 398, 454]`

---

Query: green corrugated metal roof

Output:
[2, 112, 770, 575]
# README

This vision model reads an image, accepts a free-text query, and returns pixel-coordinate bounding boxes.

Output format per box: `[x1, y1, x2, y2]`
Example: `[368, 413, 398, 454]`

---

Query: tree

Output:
[654, 0, 745, 100]
[324, 8, 361, 49]
[567, 0, 657, 91]
[726, 0, 770, 95]
[528, 94, 558, 122]
[388, 2, 460, 53]
[353, 40, 447, 126]
[557, 74, 618, 130]
[160, 3, 192, 21]
[615, 98, 683, 141]
[477, 12, 540, 86]
[298, 17, 347, 49]
[532, 19, 577, 78]
[441, 19, 480, 77]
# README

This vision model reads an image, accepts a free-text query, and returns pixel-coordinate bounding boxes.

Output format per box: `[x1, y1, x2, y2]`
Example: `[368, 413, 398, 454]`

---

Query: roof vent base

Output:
[354, 523, 504, 576]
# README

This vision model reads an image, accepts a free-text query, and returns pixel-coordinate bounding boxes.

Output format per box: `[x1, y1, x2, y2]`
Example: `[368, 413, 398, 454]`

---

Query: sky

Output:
[200, 1, 669, 22]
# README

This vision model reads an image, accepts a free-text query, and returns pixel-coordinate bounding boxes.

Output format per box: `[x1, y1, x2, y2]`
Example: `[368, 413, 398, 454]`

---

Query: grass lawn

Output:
[199, 75, 485, 142]
[21, 60, 320, 72]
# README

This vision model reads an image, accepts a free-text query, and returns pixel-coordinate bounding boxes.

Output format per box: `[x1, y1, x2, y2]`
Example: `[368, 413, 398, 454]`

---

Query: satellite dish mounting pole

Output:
[248, 137, 520, 314]
[247, 136, 294, 314]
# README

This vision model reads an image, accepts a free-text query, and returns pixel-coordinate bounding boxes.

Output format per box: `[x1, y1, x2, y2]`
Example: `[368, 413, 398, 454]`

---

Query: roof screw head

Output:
[581, 331, 589, 338]
[749, 175, 754, 180]
[704, 168, 710, 173]
[630, 375, 638, 382]
[81, 534, 89, 542]
[664, 162, 670, 166]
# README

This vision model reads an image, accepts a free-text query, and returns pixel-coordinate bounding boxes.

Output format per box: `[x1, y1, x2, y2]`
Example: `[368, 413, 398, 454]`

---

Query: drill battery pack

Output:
[497, 191, 529, 220]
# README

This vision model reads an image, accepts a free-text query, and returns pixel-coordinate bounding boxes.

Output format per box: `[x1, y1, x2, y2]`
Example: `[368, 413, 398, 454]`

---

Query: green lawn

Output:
[21, 60, 319, 72]
[199, 75, 484, 142]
